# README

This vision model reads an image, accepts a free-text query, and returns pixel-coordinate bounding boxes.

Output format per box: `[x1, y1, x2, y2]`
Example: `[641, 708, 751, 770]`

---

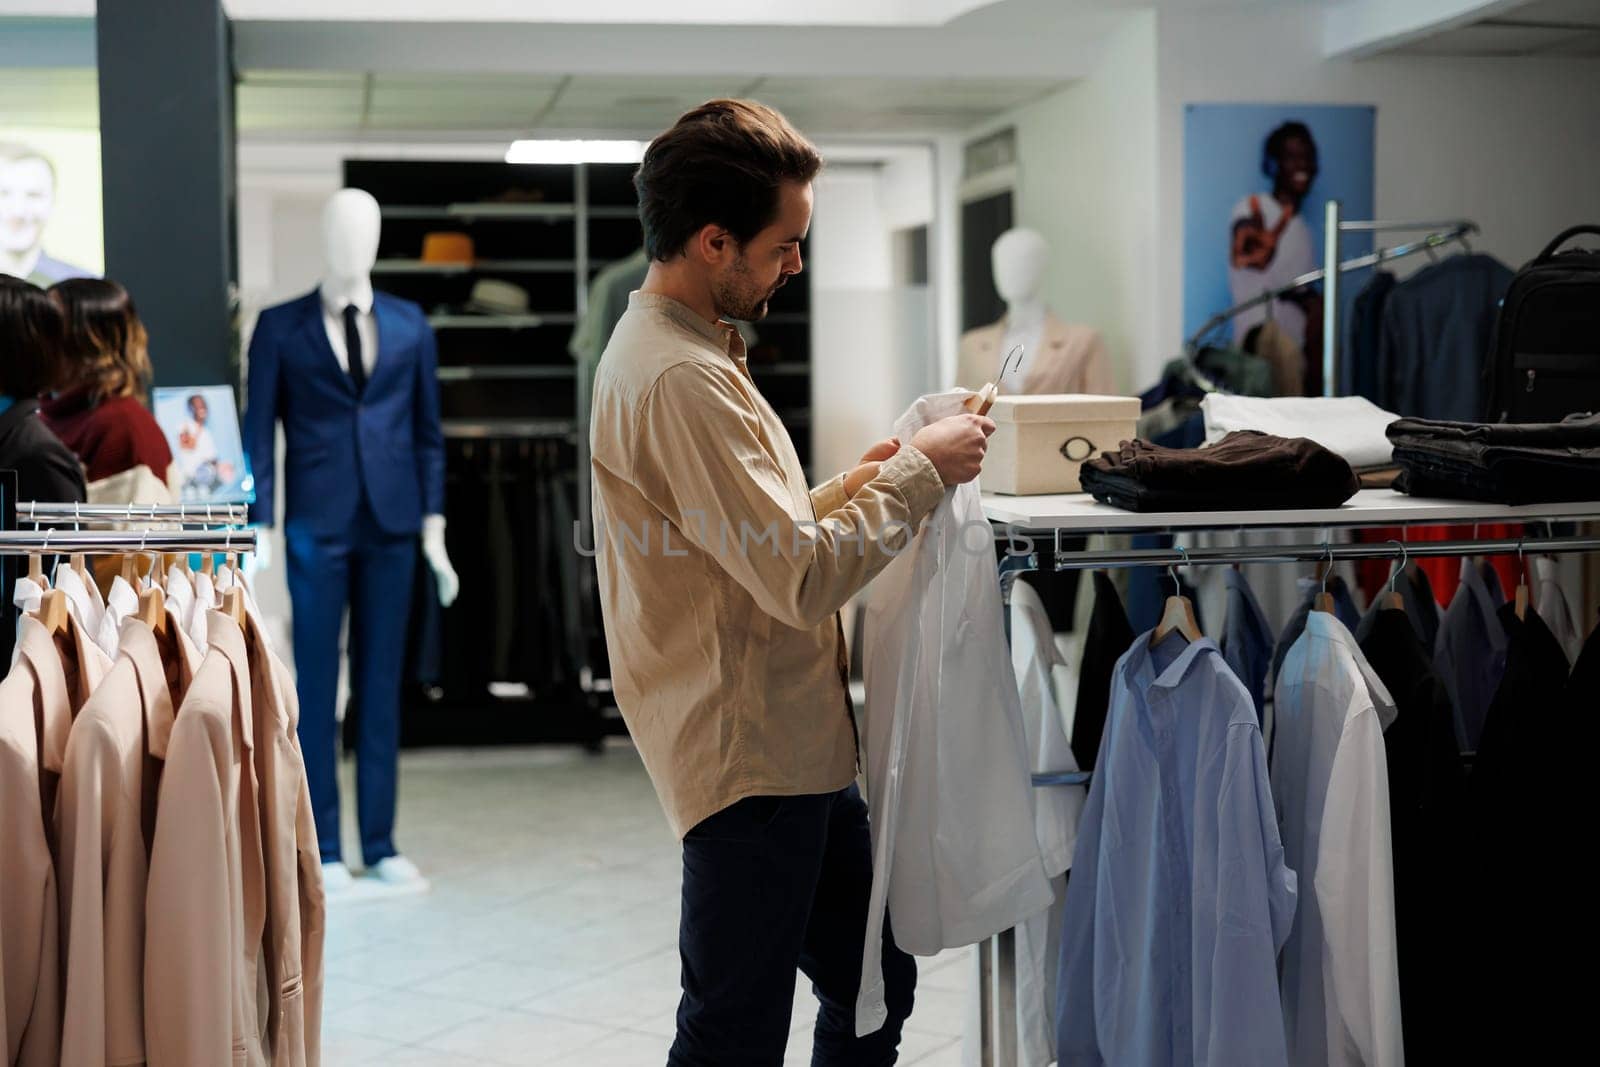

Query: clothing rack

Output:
[15, 502, 250, 525]
[1184, 214, 1478, 389]
[0, 529, 258, 554]
[1320, 208, 1478, 399]
[974, 489, 1600, 1067]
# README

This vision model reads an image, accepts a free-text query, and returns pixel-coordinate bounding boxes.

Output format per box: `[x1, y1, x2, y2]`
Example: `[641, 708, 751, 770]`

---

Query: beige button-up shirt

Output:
[591, 291, 945, 838]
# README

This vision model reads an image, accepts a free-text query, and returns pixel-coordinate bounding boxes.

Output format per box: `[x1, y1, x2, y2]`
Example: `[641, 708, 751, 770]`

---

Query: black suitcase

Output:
[1486, 224, 1600, 422]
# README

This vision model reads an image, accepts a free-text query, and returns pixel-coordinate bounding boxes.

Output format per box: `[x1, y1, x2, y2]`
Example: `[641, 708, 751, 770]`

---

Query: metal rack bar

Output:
[1323, 199, 1342, 397]
[1049, 534, 1600, 571]
[16, 502, 249, 524]
[0, 529, 257, 553]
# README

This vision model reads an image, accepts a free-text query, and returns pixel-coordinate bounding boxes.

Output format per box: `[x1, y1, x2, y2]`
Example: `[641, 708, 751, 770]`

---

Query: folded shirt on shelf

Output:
[1388, 412, 1600, 504]
[1079, 430, 1361, 512]
[1201, 394, 1400, 471]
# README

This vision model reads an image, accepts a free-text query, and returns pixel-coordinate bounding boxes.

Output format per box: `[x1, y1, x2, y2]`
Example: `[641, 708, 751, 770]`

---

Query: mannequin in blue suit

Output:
[244, 189, 458, 894]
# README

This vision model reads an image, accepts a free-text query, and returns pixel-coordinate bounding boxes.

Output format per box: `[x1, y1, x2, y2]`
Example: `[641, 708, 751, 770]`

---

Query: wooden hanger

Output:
[1152, 552, 1201, 644]
[138, 584, 167, 635]
[201, 553, 215, 576]
[26, 550, 43, 586]
[70, 553, 88, 582]
[961, 343, 1025, 417]
[37, 588, 70, 635]
[1312, 545, 1336, 614]
[221, 586, 247, 626]
[1514, 540, 1530, 621]
[121, 553, 137, 585]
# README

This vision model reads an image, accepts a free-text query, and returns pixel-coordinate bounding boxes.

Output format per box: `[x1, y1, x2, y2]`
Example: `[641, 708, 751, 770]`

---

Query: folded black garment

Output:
[1388, 412, 1600, 504]
[1079, 430, 1359, 512]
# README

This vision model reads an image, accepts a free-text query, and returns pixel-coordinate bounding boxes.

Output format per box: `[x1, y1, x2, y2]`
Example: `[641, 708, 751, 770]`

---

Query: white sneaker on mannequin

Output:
[367, 855, 430, 894]
[321, 861, 355, 895]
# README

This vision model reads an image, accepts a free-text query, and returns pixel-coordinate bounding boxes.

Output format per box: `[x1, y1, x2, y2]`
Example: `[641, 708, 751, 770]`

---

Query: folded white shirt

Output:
[1201, 394, 1400, 470]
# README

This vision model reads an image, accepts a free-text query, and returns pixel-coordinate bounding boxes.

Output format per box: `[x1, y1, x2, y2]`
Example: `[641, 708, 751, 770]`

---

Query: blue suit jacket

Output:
[243, 289, 445, 537]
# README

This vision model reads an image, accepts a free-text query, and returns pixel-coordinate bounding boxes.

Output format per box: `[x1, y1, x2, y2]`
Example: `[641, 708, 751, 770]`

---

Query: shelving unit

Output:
[345, 157, 815, 750]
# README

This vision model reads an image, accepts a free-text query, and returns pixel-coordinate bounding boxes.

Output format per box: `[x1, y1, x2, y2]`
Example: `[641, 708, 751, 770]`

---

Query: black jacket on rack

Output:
[1375, 253, 1512, 421]
[1359, 608, 1470, 1063]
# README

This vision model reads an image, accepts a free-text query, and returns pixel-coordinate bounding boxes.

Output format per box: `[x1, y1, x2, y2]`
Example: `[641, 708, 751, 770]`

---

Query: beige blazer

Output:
[145, 611, 268, 1067]
[0, 614, 111, 1067]
[240, 614, 326, 1067]
[957, 312, 1116, 396]
[55, 611, 199, 1067]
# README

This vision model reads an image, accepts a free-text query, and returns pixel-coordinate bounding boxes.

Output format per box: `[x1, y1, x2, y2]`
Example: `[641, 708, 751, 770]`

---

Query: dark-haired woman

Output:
[42, 278, 175, 492]
[0, 274, 86, 503]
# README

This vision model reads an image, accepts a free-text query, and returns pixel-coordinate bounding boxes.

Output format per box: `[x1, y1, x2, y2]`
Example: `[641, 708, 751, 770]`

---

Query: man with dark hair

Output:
[591, 99, 994, 1064]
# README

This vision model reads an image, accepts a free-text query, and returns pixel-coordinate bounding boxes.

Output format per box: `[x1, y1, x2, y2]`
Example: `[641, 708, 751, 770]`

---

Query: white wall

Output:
[1005, 10, 1157, 394]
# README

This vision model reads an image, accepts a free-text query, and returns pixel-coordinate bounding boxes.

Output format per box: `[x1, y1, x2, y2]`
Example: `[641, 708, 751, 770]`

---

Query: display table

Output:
[981, 487, 1600, 534]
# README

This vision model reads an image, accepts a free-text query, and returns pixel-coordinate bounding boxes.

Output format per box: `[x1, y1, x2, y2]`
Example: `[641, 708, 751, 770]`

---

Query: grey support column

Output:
[96, 0, 236, 388]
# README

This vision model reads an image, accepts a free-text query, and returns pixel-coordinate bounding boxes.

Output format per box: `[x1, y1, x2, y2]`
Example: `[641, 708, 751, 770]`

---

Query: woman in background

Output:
[43, 278, 174, 492]
[0, 274, 85, 502]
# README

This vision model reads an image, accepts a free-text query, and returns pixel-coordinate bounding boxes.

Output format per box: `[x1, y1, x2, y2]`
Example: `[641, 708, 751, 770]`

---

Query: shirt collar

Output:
[1303, 610, 1400, 729]
[1128, 628, 1219, 691]
[628, 291, 745, 360]
[320, 284, 374, 318]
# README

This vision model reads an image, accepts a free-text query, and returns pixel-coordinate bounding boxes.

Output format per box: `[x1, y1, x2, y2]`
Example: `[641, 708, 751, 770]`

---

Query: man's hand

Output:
[843, 462, 881, 499]
[859, 437, 901, 464]
[911, 413, 996, 486]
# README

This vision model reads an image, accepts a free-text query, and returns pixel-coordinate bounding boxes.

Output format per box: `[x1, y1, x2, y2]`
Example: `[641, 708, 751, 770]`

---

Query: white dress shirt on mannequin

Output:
[319, 285, 378, 377]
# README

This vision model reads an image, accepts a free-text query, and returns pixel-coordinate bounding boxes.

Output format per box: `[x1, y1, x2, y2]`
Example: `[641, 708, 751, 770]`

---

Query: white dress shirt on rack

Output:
[51, 564, 104, 644]
[963, 580, 1088, 1067]
[1273, 610, 1404, 1067]
[1531, 555, 1581, 662]
[857, 390, 1054, 1038]
[94, 576, 139, 660]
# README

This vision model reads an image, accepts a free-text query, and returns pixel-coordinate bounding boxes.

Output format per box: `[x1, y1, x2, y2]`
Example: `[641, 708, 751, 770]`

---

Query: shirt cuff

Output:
[876, 445, 945, 523]
[809, 472, 849, 519]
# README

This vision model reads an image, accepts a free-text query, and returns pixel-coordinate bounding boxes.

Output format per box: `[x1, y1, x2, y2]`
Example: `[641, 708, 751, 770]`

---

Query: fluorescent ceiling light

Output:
[505, 139, 647, 164]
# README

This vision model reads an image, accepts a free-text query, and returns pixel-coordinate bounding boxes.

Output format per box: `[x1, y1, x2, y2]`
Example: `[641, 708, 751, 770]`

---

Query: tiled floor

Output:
[319, 742, 971, 1065]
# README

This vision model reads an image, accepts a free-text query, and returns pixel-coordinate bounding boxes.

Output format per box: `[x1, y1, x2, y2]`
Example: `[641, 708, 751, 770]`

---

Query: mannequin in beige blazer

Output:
[55, 609, 200, 1067]
[0, 612, 112, 1067]
[957, 312, 1114, 396]
[956, 228, 1115, 396]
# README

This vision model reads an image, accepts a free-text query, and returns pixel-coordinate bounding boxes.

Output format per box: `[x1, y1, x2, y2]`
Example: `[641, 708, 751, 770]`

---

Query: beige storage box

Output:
[983, 394, 1140, 495]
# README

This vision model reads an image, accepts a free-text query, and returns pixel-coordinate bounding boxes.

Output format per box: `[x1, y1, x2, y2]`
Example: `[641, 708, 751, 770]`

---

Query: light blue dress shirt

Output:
[1057, 631, 1297, 1067]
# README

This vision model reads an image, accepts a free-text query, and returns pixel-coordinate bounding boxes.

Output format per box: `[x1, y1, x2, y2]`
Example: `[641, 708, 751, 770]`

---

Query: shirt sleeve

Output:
[1055, 750, 1107, 1065]
[809, 473, 849, 519]
[631, 361, 945, 632]
[1315, 704, 1404, 1067]
[1206, 719, 1297, 1066]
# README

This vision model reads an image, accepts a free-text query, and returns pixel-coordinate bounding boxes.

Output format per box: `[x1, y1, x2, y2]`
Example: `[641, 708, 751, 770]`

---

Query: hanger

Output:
[1514, 539, 1530, 621]
[135, 531, 167, 635]
[1313, 543, 1336, 614]
[1153, 547, 1201, 645]
[1383, 539, 1407, 611]
[33, 531, 70, 635]
[963, 344, 1025, 417]
[219, 531, 246, 625]
[69, 503, 87, 581]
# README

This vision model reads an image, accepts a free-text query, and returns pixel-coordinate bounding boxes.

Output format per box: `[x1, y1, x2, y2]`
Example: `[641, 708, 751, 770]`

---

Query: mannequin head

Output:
[320, 188, 381, 283]
[991, 227, 1048, 308]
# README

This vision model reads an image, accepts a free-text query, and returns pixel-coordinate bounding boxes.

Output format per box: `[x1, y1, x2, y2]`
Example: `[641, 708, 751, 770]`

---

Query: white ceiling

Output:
[1391, 0, 1600, 55]
[0, 67, 1064, 136]
[236, 71, 1066, 136]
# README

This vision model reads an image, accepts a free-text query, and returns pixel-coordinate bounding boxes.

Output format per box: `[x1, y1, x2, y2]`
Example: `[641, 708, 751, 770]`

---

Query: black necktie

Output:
[343, 304, 367, 394]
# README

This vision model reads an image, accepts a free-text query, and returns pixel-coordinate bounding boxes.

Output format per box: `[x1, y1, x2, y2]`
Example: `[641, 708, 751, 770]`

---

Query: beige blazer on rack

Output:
[956, 312, 1116, 396]
[0, 613, 112, 1067]
[54, 611, 200, 1067]
[240, 613, 326, 1067]
[145, 611, 269, 1067]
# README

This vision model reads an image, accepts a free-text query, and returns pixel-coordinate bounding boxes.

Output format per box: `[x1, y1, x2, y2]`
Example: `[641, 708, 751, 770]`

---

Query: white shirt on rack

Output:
[1273, 610, 1404, 1067]
[320, 285, 378, 377]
